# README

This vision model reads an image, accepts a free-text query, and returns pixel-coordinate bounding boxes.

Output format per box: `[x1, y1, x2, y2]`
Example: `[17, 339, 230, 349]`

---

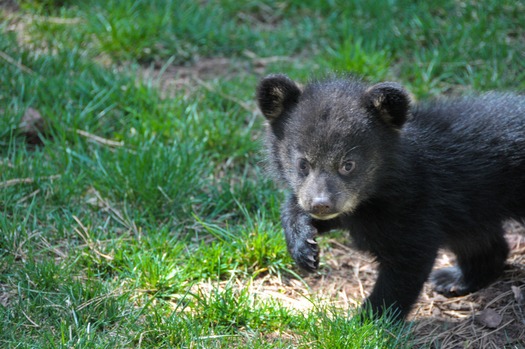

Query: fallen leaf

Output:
[476, 308, 502, 329]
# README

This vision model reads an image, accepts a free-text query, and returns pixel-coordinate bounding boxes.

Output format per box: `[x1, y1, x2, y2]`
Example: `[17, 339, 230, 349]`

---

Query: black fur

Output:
[256, 74, 525, 319]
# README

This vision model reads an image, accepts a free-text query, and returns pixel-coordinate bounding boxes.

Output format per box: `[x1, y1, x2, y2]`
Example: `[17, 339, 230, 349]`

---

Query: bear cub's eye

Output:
[297, 158, 310, 176]
[339, 161, 356, 176]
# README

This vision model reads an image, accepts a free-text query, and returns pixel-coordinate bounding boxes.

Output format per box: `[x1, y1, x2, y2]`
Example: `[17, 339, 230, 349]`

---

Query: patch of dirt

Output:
[302, 224, 525, 348]
[140, 58, 239, 97]
[412, 258, 524, 348]
[411, 224, 525, 348]
[139, 54, 295, 98]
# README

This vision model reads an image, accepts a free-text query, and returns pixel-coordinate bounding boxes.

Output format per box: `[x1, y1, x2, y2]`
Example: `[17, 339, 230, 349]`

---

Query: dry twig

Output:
[0, 174, 61, 188]
[0, 50, 34, 74]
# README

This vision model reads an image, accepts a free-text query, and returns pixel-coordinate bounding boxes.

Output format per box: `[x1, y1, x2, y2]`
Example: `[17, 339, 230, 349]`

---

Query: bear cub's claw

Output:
[295, 237, 319, 272]
[289, 229, 319, 272]
[306, 238, 317, 245]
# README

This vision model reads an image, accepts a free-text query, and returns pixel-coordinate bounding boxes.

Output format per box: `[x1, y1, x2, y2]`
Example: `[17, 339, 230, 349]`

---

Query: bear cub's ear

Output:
[364, 82, 411, 129]
[256, 74, 302, 122]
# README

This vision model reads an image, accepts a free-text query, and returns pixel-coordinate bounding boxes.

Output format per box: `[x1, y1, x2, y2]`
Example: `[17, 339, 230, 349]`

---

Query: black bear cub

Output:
[256, 74, 525, 319]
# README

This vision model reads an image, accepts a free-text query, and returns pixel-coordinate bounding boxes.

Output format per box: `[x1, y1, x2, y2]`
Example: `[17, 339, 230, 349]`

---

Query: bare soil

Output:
[303, 224, 525, 349]
[139, 55, 294, 99]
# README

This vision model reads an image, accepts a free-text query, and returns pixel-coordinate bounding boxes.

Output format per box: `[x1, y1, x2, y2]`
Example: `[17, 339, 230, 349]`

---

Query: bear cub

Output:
[256, 74, 525, 319]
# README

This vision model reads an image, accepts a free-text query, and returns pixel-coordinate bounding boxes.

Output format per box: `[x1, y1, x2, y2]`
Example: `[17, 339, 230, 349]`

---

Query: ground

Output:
[311, 227, 525, 348]
[203, 225, 525, 348]
[2, 1, 525, 348]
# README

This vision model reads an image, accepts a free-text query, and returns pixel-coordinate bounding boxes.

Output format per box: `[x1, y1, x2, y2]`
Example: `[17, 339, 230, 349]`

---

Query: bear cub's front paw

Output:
[287, 223, 320, 272]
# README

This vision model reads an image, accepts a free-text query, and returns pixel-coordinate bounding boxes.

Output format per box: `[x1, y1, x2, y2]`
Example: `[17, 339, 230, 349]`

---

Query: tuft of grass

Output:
[193, 205, 291, 278]
[320, 37, 392, 80]
[301, 306, 412, 349]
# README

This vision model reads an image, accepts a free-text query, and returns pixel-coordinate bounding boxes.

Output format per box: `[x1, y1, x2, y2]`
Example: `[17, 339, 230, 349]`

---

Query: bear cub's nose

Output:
[311, 197, 334, 215]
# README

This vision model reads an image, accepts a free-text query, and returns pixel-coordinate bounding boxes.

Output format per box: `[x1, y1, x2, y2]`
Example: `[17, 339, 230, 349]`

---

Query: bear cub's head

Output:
[257, 74, 411, 220]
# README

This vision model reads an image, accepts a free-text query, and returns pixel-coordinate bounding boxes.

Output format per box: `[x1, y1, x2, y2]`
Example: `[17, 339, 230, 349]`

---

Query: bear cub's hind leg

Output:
[430, 230, 509, 297]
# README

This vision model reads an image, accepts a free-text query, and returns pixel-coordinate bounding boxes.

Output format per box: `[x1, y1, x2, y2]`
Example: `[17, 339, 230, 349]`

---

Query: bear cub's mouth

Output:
[309, 212, 341, 220]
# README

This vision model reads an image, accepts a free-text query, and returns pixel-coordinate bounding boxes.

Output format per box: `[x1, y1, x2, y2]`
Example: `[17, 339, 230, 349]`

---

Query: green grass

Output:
[1, 0, 525, 348]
